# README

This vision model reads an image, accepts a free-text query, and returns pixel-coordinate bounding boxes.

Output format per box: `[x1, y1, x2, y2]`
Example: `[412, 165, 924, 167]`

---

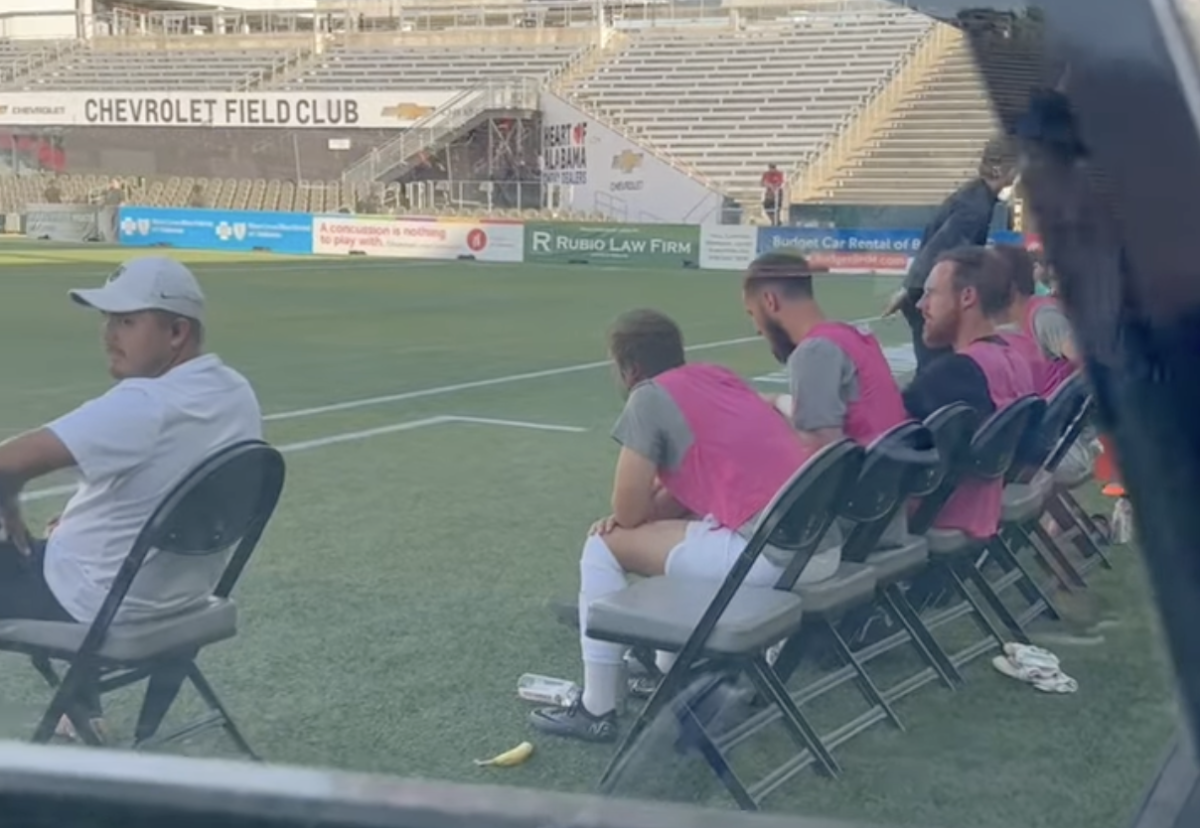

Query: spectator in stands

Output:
[42, 179, 62, 204]
[902, 246, 1036, 541]
[761, 163, 785, 227]
[529, 309, 837, 743]
[187, 183, 207, 209]
[0, 257, 262, 737]
[102, 178, 124, 207]
[883, 140, 1016, 370]
[743, 249, 911, 578]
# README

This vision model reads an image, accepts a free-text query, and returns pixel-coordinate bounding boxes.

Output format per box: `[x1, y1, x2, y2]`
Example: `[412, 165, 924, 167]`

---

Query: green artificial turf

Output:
[0, 238, 1176, 828]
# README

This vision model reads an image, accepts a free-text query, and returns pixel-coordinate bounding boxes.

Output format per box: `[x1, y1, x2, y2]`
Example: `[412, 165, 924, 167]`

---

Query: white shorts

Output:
[663, 516, 841, 588]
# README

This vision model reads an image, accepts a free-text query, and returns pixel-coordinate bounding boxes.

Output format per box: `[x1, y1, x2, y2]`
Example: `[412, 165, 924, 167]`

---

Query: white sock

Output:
[655, 651, 677, 675]
[582, 661, 624, 716]
[579, 534, 629, 665]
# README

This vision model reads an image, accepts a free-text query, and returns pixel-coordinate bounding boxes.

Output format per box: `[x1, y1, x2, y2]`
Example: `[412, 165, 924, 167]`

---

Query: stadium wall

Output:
[110, 205, 1025, 273]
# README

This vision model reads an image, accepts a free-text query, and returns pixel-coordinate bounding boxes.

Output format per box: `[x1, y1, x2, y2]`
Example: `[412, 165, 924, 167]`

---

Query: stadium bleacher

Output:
[814, 32, 1033, 204]
[0, 2, 1006, 218]
[561, 7, 935, 202]
[10, 43, 303, 92]
[275, 42, 585, 91]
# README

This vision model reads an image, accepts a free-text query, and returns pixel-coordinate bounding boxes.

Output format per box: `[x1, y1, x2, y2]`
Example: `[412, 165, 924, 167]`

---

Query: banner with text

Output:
[524, 221, 701, 268]
[118, 206, 314, 254]
[313, 215, 524, 262]
[699, 225, 759, 271]
[0, 91, 459, 129]
[757, 227, 1026, 274]
[25, 204, 104, 243]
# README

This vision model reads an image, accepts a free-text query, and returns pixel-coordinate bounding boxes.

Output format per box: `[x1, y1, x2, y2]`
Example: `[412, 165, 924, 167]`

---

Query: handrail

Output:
[789, 20, 956, 203]
[340, 77, 540, 186]
[235, 45, 310, 91]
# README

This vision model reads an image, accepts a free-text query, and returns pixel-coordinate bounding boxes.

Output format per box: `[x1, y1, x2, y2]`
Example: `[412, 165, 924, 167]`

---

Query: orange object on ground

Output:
[1094, 434, 1125, 497]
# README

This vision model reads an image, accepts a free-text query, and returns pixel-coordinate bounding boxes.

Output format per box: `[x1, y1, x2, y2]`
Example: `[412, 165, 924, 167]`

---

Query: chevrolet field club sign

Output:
[0, 91, 460, 129]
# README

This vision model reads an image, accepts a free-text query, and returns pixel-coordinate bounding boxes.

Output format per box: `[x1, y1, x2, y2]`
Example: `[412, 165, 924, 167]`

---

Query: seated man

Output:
[902, 246, 1037, 540]
[742, 250, 910, 545]
[990, 244, 1077, 392]
[530, 309, 836, 743]
[0, 258, 262, 730]
[990, 244, 1099, 482]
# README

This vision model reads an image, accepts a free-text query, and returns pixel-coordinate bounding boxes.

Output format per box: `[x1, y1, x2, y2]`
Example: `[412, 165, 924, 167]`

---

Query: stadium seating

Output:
[815, 33, 1024, 204]
[276, 42, 583, 91]
[12, 43, 302, 91]
[562, 8, 934, 202]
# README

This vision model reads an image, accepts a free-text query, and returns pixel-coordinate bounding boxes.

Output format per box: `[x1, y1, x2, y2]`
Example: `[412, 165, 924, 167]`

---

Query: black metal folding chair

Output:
[591, 439, 864, 810]
[904, 396, 1051, 663]
[0, 440, 286, 757]
[991, 373, 1094, 603]
[761, 421, 955, 738]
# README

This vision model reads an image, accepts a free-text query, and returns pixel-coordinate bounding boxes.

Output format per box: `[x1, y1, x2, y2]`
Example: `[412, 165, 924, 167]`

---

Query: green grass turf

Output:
[0, 238, 1177, 827]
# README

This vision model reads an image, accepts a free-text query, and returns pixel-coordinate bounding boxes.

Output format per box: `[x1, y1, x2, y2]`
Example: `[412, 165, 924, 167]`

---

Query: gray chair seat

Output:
[586, 577, 802, 654]
[925, 527, 987, 556]
[794, 562, 877, 614]
[1002, 473, 1054, 524]
[865, 535, 929, 582]
[0, 599, 237, 662]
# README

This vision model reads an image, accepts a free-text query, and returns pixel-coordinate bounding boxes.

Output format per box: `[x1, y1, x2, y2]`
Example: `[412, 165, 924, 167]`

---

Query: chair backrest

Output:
[746, 439, 864, 590]
[663, 438, 863, 667]
[841, 420, 939, 561]
[968, 395, 1047, 481]
[80, 441, 287, 656]
[908, 403, 981, 534]
[1038, 372, 1093, 474]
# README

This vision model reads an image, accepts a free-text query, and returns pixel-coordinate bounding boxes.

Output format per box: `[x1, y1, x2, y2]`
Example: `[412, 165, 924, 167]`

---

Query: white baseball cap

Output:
[70, 257, 205, 323]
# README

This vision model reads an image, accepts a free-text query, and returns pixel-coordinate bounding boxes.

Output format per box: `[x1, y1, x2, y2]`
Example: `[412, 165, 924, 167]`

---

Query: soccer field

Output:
[0, 240, 1176, 827]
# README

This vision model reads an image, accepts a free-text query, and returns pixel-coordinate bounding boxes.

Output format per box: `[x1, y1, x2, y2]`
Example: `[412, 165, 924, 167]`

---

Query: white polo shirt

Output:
[44, 354, 263, 623]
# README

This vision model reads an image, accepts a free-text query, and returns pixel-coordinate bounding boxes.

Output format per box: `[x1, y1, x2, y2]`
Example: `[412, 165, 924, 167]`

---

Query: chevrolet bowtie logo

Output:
[612, 150, 644, 174]
[0, 106, 8, 115]
[381, 103, 435, 120]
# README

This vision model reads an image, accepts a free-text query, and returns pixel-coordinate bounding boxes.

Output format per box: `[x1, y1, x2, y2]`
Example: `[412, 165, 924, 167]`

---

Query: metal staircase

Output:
[341, 77, 539, 186]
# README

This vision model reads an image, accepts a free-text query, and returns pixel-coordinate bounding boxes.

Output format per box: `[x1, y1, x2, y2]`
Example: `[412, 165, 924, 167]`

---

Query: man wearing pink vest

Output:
[530, 309, 834, 743]
[990, 244, 1078, 393]
[742, 251, 911, 545]
[903, 246, 1037, 539]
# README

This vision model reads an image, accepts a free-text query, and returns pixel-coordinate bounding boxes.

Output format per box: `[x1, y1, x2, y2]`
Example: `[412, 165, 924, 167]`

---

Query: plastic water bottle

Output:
[517, 674, 581, 708]
[1111, 498, 1134, 544]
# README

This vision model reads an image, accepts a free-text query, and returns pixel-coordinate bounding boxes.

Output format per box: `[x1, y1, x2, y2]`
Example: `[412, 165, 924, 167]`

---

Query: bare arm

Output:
[0, 429, 76, 550]
[610, 446, 661, 530]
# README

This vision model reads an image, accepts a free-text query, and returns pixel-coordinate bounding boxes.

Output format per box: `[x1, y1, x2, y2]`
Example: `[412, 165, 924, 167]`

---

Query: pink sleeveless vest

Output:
[934, 338, 1036, 539]
[655, 363, 812, 530]
[1021, 296, 1076, 394]
[803, 321, 909, 445]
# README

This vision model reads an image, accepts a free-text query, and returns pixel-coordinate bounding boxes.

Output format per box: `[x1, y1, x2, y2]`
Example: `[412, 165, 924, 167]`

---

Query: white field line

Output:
[265, 315, 882, 423]
[21, 415, 585, 504]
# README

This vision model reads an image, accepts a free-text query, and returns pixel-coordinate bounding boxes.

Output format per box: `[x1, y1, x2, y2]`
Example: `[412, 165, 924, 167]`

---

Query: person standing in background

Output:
[883, 140, 1017, 370]
[761, 164, 785, 227]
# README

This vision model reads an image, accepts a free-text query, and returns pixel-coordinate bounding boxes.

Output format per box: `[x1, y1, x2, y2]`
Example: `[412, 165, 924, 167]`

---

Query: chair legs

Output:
[24, 652, 257, 760]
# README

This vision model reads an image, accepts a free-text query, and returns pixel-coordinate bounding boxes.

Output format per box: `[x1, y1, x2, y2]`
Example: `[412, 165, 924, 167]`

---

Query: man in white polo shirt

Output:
[0, 256, 262, 631]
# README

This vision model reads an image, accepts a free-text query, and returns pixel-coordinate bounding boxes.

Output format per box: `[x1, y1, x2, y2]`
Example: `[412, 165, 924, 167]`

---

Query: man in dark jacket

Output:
[883, 140, 1017, 369]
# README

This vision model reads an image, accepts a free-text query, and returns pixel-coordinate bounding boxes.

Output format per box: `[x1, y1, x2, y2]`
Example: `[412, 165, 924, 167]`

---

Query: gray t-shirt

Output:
[787, 337, 909, 548]
[1029, 303, 1074, 361]
[612, 380, 841, 578]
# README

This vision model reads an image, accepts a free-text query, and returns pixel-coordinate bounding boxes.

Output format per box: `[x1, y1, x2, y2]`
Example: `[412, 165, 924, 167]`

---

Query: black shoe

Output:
[530, 701, 618, 743]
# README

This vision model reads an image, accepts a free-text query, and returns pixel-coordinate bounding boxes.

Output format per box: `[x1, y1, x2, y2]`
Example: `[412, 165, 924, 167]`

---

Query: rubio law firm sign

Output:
[0, 91, 460, 129]
[524, 222, 701, 268]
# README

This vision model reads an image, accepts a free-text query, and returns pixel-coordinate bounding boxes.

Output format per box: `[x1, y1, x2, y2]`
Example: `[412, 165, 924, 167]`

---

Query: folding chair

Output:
[903, 396, 1051, 662]
[1042, 395, 1115, 575]
[591, 439, 864, 810]
[0, 440, 285, 757]
[759, 421, 955, 741]
[992, 373, 1095, 604]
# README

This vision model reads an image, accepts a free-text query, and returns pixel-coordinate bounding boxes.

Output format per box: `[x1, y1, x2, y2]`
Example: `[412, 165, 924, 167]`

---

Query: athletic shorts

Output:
[664, 515, 841, 588]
